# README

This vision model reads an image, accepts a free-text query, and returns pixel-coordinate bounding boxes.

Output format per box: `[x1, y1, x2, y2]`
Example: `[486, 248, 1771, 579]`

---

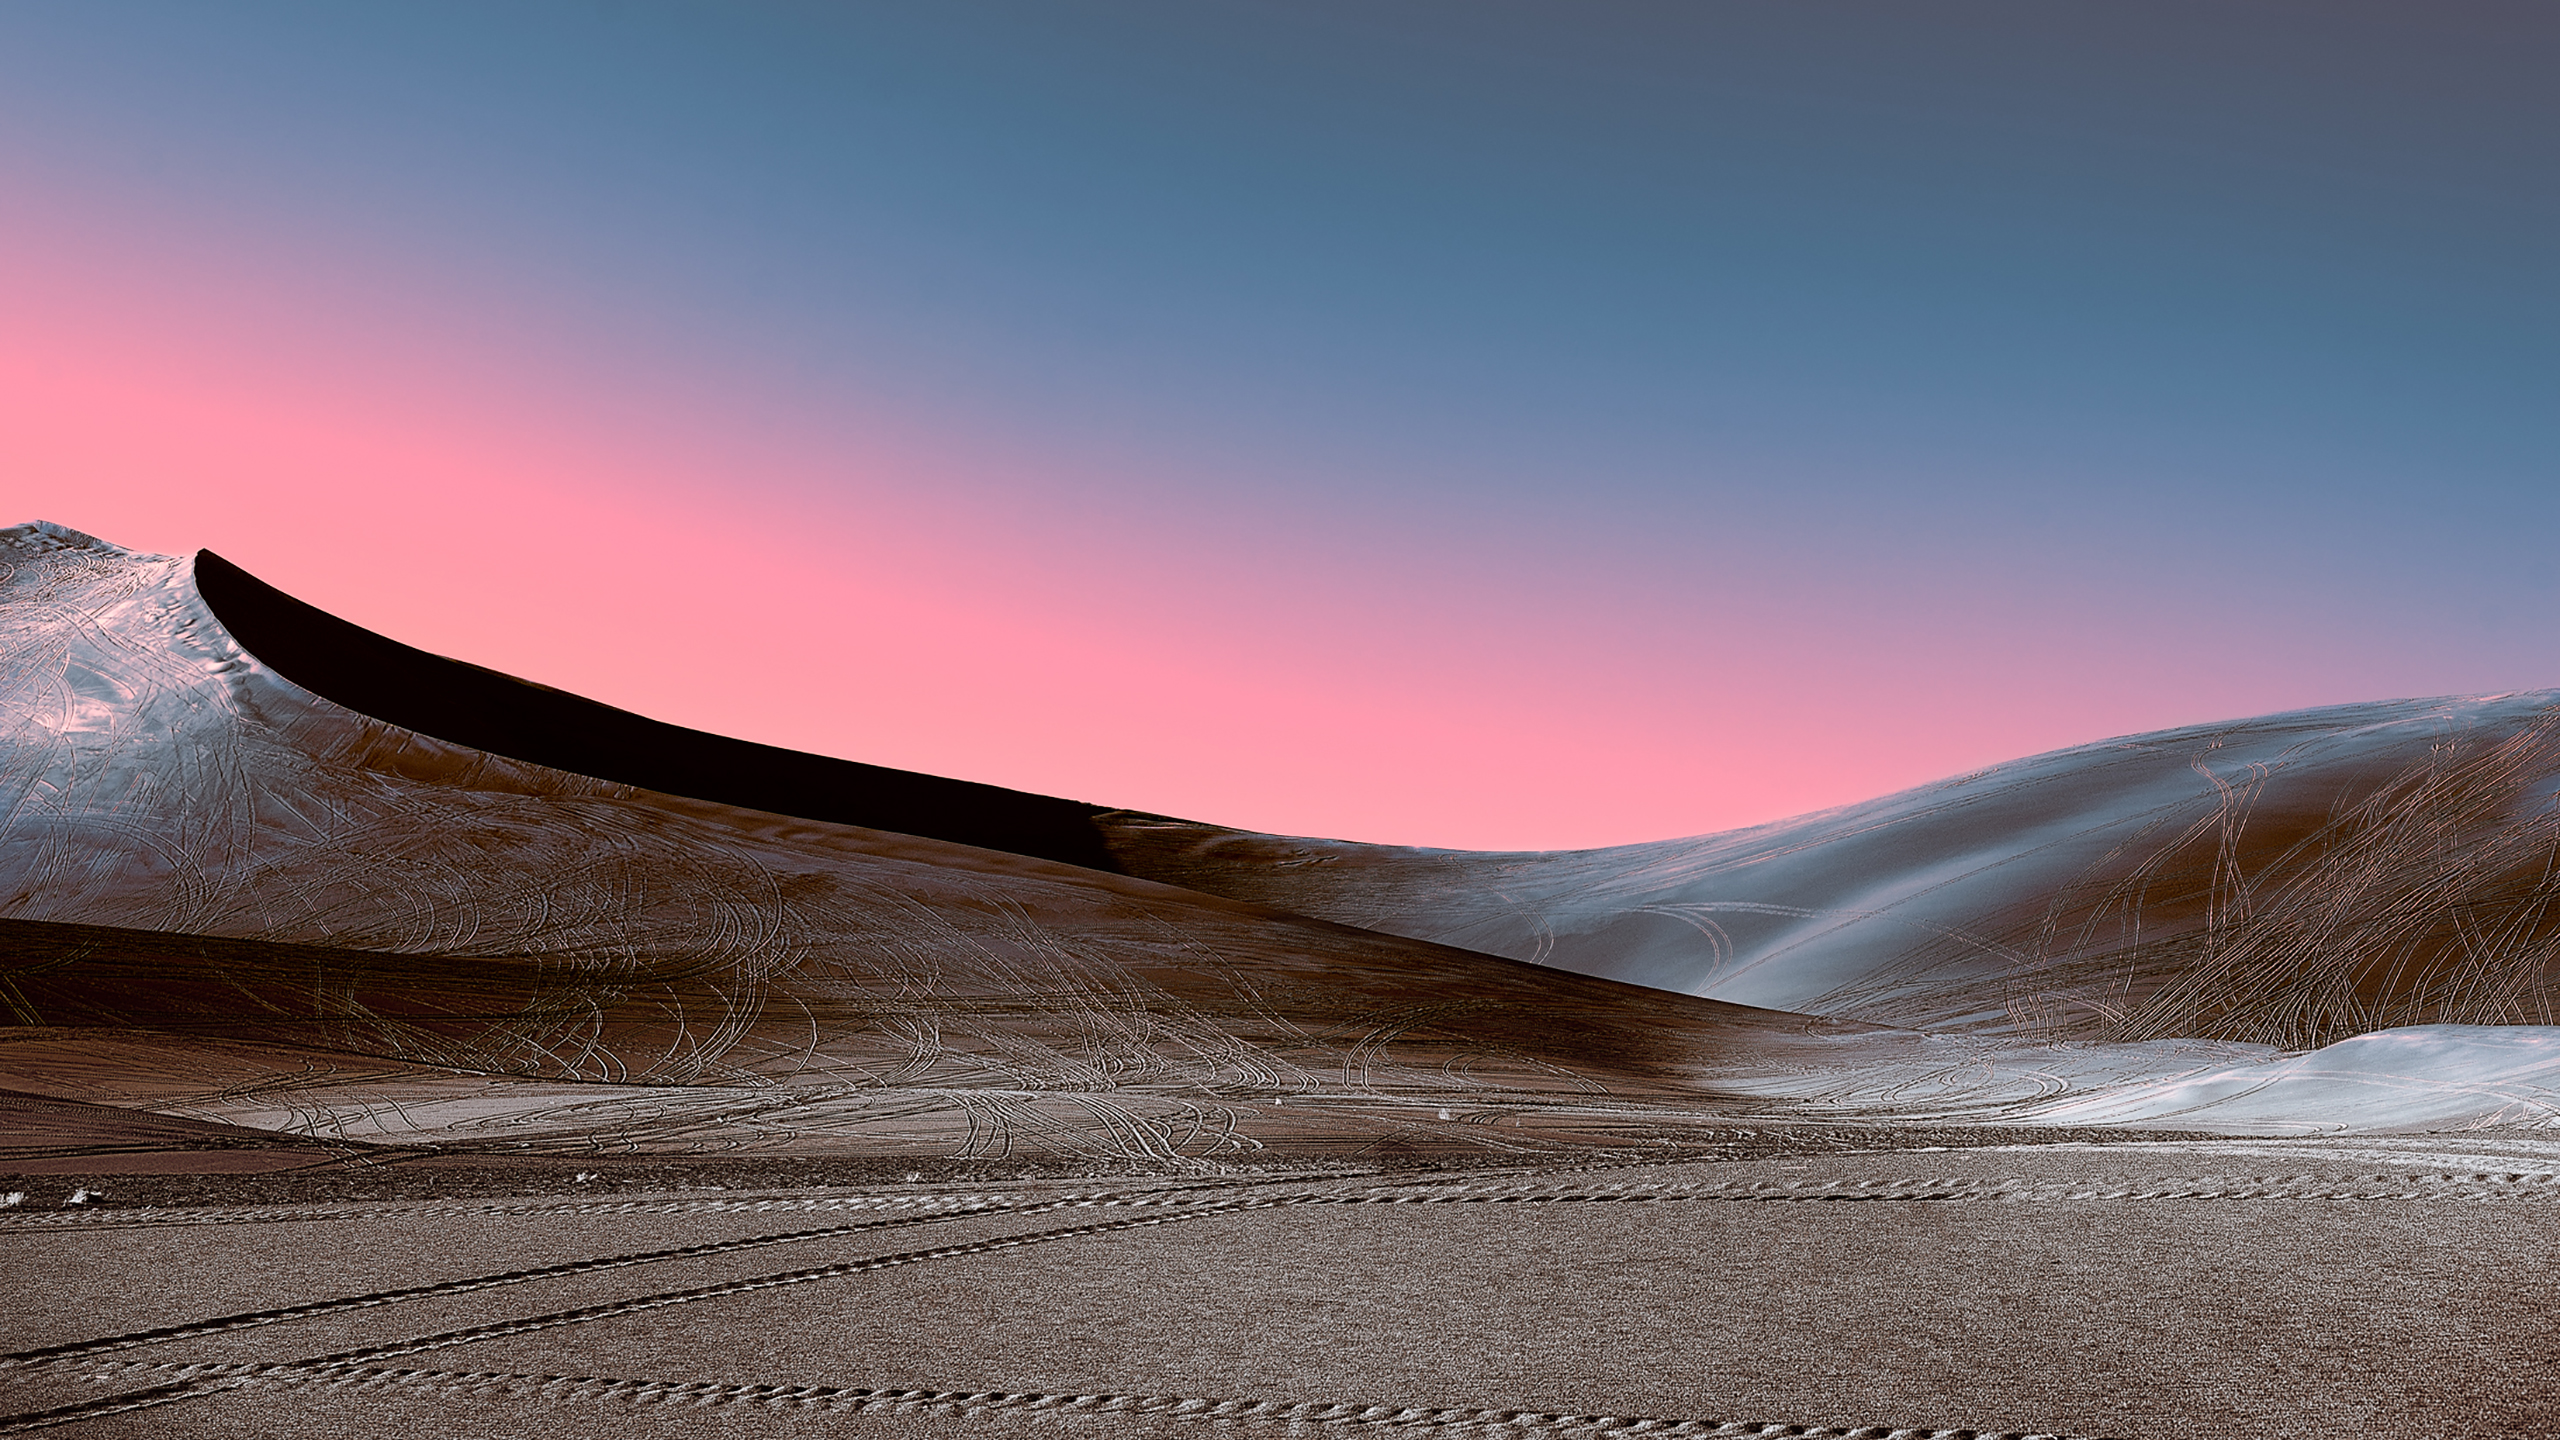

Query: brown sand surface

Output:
[418, 1197, 2547, 1438]
[2, 1194, 1095, 1352]
[51, 1384, 1217, 1440]
[9, 1149, 2551, 1440]
[69, 1203, 1241, 1372]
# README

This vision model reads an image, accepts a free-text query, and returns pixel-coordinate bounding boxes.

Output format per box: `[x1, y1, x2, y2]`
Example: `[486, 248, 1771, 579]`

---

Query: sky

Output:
[3, 1, 2555, 849]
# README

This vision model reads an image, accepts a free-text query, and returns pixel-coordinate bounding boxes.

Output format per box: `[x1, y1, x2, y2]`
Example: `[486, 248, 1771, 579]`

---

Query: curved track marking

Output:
[6, 1171, 2550, 1237]
[2, 1173, 2519, 1432]
[2, 1185, 1299, 1366]
[309, 1195, 1303, 1369]
[0, 1358, 2125, 1439]
[0, 1198, 1303, 1430]
[1316, 1183, 2558, 1206]
[0, 1193, 1008, 1231]
[3, 1200, 1017, 1365]
[0, 1172, 1309, 1231]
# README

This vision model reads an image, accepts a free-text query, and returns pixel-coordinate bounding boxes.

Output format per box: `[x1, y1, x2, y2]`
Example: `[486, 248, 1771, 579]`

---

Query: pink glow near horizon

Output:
[0, 191, 2407, 851]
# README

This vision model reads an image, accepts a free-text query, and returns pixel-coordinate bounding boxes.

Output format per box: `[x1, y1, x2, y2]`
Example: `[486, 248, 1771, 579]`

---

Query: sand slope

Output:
[7, 520, 2556, 1149]
[0, 523, 1889, 1164]
[1106, 694, 2560, 1045]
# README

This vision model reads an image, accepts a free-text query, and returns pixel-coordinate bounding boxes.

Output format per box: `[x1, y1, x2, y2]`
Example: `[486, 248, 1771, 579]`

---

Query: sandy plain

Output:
[9, 1134, 2558, 1439]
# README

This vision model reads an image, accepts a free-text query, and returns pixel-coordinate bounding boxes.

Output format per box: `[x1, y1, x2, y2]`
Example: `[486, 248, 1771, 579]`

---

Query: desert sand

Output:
[4, 520, 2553, 1437]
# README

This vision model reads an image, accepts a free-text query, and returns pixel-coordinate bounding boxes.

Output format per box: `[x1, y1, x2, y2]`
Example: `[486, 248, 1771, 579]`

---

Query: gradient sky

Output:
[5, 2, 2555, 848]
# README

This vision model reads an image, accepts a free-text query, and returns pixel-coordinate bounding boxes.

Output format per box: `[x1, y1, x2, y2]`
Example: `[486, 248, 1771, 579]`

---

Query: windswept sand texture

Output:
[1105, 697, 2560, 1044]
[4, 520, 2558, 1437]
[0, 523, 1913, 1162]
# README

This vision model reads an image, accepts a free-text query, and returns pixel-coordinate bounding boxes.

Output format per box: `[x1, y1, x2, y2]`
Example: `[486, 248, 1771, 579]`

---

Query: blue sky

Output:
[7, 2, 2556, 845]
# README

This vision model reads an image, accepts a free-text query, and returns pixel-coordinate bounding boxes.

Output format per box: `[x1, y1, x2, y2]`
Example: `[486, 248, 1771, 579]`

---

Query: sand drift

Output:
[2, 519, 2556, 1166]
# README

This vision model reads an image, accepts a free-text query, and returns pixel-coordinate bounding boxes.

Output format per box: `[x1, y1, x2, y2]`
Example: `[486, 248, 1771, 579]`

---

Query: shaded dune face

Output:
[1103, 698, 2560, 1046]
[189, 549, 1127, 872]
[0, 525, 1876, 1161]
[0, 1083, 385, 1173]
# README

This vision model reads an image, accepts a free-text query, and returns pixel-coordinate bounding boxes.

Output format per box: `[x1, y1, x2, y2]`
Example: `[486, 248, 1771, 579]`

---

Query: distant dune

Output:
[1106, 696, 2560, 1047]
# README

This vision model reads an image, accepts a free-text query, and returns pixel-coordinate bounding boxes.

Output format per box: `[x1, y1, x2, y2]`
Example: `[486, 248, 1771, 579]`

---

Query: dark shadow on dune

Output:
[193, 549, 1127, 872]
[0, 915, 603, 1066]
[0, 1087, 382, 1169]
[0, 910, 1887, 1109]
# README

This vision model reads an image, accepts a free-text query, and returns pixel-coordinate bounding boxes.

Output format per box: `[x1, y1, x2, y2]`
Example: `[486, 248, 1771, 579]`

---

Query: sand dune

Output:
[0, 523, 1893, 1164]
[5, 520, 2557, 1154]
[1105, 694, 2560, 1045]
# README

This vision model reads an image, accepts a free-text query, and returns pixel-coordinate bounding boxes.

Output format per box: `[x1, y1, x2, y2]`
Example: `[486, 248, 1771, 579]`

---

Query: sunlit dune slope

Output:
[1103, 695, 2560, 1044]
[0, 522, 1880, 1162]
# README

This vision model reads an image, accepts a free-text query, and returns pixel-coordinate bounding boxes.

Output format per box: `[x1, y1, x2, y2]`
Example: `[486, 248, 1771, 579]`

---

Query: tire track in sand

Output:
[0, 1196, 1300, 1430]
[0, 1357, 2127, 1439]
[4, 1184, 1288, 1365]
